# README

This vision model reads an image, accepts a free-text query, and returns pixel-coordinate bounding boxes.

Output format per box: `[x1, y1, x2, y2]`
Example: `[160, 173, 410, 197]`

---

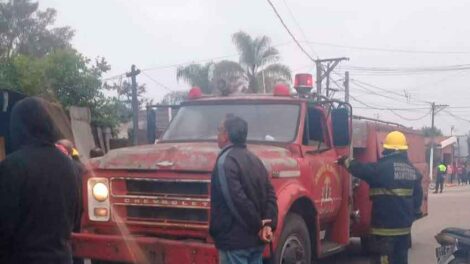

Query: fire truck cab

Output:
[71, 74, 363, 264]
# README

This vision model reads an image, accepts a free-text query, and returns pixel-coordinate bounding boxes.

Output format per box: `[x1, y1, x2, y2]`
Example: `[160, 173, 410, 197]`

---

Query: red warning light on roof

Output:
[273, 84, 290, 96]
[188, 87, 202, 99]
[294, 73, 313, 88]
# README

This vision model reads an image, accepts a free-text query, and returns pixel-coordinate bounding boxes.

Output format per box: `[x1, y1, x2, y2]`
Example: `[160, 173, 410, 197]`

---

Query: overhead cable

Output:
[141, 72, 173, 92]
[265, 0, 317, 63]
[280, 0, 320, 58]
[304, 41, 470, 55]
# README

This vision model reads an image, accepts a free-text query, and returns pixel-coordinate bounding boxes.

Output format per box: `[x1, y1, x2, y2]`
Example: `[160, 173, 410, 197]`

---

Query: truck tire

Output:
[274, 213, 311, 264]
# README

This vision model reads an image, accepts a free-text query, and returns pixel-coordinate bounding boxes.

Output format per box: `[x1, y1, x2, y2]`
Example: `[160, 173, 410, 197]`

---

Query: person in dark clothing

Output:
[0, 97, 80, 264]
[463, 169, 470, 184]
[435, 162, 447, 193]
[209, 115, 278, 264]
[338, 131, 423, 264]
[56, 139, 86, 264]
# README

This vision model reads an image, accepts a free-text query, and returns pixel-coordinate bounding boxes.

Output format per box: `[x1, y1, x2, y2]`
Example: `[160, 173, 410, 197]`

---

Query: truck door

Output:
[302, 105, 343, 218]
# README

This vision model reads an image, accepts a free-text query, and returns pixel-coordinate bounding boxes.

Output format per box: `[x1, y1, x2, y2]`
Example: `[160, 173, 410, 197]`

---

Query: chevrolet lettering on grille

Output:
[117, 197, 210, 209]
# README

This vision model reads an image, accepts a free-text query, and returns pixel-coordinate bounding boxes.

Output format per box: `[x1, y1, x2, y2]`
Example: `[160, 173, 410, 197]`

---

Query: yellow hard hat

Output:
[383, 131, 408, 150]
[72, 148, 80, 157]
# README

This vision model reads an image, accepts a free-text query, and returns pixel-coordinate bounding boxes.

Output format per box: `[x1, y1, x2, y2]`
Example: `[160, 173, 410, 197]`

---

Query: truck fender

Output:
[273, 182, 317, 249]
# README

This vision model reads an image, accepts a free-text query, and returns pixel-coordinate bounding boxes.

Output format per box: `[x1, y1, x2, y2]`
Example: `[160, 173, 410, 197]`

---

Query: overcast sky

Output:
[41, 0, 470, 135]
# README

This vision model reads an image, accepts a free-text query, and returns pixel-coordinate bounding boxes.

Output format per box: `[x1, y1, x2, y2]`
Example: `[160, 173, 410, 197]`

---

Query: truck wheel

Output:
[274, 213, 311, 264]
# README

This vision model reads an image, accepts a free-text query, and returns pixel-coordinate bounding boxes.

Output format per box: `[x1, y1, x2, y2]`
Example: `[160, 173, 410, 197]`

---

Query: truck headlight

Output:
[87, 178, 110, 222]
[92, 182, 109, 202]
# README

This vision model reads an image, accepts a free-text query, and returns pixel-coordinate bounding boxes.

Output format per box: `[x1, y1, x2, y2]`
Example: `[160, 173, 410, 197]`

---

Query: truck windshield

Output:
[161, 103, 300, 143]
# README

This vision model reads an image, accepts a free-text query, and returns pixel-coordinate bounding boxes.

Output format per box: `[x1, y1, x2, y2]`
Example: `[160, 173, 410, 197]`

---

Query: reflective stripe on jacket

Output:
[348, 152, 423, 235]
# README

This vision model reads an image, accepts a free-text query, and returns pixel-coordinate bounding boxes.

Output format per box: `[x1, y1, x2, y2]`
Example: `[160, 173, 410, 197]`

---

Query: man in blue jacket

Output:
[209, 115, 278, 264]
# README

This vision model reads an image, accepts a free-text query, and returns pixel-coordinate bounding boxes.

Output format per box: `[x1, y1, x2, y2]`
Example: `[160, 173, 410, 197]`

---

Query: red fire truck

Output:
[72, 73, 428, 263]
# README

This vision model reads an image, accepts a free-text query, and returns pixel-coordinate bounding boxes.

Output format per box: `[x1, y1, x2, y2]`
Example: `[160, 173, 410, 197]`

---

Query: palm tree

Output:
[232, 31, 291, 93]
[211, 60, 247, 94]
[176, 62, 213, 93]
[176, 61, 247, 95]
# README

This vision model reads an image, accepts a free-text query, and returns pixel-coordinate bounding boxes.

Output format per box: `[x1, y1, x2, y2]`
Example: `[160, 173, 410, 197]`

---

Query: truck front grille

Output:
[110, 177, 210, 229]
[126, 179, 208, 197]
[127, 207, 208, 222]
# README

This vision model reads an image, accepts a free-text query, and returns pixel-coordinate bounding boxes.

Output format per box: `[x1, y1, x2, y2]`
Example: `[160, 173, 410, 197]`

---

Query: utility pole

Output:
[344, 71, 349, 103]
[126, 65, 141, 146]
[429, 102, 448, 182]
[315, 57, 349, 95]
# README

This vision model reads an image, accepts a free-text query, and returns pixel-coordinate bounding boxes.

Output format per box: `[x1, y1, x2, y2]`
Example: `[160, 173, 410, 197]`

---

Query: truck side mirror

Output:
[331, 108, 351, 147]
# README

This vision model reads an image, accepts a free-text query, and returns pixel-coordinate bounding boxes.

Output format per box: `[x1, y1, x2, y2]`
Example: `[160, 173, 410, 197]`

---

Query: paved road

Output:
[323, 185, 470, 264]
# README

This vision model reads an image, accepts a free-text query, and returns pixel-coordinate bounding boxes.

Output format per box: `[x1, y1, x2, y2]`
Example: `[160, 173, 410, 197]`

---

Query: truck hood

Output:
[94, 142, 299, 173]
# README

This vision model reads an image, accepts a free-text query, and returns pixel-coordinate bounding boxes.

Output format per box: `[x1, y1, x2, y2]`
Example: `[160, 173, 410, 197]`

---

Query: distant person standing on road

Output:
[338, 131, 423, 264]
[466, 166, 470, 185]
[0, 97, 80, 264]
[457, 165, 464, 185]
[435, 162, 447, 193]
[210, 115, 278, 264]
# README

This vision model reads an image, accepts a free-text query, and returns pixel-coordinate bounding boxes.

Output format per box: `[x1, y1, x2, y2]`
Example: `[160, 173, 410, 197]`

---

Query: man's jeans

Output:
[218, 246, 265, 264]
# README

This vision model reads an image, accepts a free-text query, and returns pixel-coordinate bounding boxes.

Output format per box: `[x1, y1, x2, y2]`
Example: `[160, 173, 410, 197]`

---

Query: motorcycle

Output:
[435, 228, 470, 264]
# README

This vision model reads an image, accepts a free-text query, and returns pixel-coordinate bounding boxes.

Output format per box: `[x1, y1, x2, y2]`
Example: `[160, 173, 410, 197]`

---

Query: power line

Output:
[141, 54, 237, 72]
[280, 0, 320, 58]
[350, 81, 410, 104]
[141, 72, 173, 92]
[348, 94, 395, 110]
[304, 40, 470, 55]
[353, 106, 429, 111]
[444, 110, 470, 123]
[103, 41, 293, 81]
[350, 94, 431, 122]
[103, 73, 127, 82]
[351, 79, 428, 104]
[265, 0, 317, 63]
[389, 109, 431, 121]
[350, 81, 428, 108]
[342, 64, 470, 76]
[349, 95, 425, 112]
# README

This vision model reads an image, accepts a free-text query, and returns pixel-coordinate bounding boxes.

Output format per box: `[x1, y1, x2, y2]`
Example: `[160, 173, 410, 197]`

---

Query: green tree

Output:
[176, 62, 213, 93]
[421, 126, 443, 137]
[0, 0, 74, 60]
[232, 31, 291, 93]
[5, 49, 132, 128]
[105, 80, 149, 108]
[0, 0, 141, 129]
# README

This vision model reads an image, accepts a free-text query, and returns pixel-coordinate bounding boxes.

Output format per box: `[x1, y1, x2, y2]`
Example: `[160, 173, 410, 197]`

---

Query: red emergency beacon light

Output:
[188, 86, 202, 99]
[294, 73, 314, 95]
[273, 84, 290, 96]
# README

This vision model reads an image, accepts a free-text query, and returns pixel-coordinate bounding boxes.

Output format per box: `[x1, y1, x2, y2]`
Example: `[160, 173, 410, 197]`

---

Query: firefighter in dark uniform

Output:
[338, 131, 423, 264]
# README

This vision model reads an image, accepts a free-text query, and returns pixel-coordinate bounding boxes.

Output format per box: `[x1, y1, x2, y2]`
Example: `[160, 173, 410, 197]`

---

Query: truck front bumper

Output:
[72, 233, 218, 264]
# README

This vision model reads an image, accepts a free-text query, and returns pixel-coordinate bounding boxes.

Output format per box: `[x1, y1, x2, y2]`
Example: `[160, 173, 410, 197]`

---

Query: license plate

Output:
[436, 245, 455, 264]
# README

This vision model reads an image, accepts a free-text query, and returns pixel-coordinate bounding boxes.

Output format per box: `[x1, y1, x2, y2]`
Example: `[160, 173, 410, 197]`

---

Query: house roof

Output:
[425, 136, 457, 148]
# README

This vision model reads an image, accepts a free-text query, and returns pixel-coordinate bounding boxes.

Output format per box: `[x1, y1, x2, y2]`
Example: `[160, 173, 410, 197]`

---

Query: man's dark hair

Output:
[224, 115, 248, 145]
